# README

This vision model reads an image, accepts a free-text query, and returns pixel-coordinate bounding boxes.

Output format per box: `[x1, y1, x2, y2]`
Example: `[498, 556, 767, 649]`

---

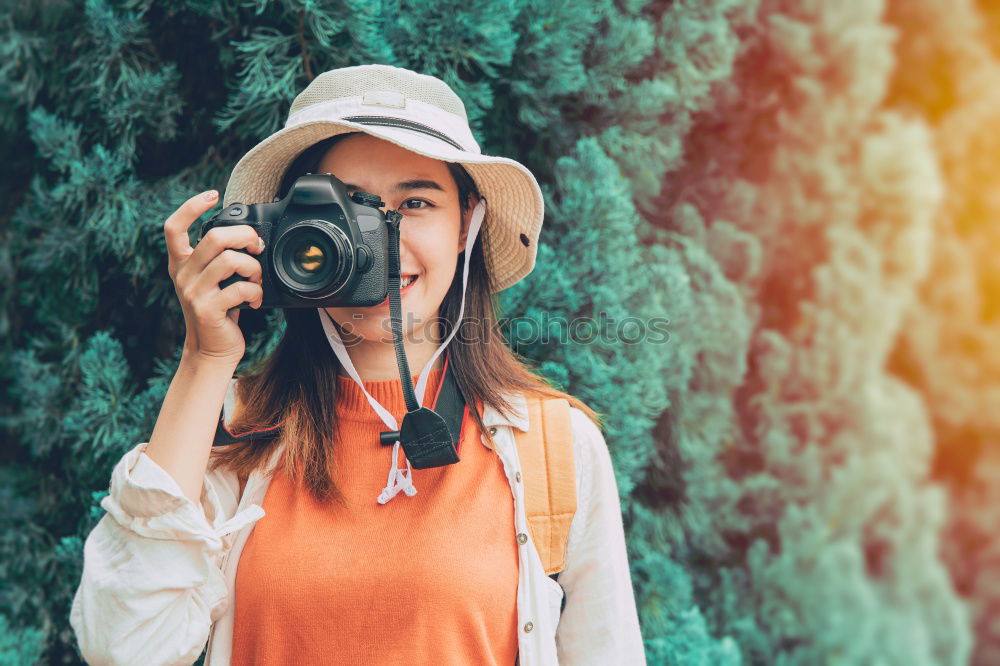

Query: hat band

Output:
[342, 116, 464, 151]
[284, 96, 480, 153]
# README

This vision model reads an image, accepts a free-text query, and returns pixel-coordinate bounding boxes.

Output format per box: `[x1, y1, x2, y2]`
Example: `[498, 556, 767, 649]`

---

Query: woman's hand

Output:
[164, 190, 265, 366]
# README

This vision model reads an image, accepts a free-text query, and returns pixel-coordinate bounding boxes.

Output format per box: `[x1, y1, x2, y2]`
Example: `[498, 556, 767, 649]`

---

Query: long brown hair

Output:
[209, 133, 602, 505]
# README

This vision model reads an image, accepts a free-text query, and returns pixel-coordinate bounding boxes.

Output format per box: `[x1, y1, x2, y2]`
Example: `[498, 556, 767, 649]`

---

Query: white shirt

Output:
[69, 385, 646, 665]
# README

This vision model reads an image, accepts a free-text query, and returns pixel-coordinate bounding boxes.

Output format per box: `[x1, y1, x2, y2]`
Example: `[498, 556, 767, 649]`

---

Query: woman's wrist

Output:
[180, 345, 243, 374]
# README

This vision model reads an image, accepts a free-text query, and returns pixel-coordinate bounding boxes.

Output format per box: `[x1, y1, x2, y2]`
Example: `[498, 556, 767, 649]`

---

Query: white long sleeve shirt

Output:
[69, 384, 646, 665]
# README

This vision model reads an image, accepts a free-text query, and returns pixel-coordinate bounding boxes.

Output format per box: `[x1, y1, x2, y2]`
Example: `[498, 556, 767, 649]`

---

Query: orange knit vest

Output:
[231, 365, 520, 665]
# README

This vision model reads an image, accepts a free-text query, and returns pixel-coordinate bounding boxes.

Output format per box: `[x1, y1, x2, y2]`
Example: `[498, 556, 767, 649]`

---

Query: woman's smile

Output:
[376, 274, 420, 307]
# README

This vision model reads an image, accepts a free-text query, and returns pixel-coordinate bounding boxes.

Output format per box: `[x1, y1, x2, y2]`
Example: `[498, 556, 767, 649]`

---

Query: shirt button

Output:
[516, 532, 528, 544]
[515, 471, 522, 483]
[488, 426, 497, 436]
[523, 621, 534, 633]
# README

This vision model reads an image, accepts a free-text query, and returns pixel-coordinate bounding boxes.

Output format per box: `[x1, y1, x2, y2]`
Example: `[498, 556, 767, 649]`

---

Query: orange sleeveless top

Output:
[231, 365, 520, 665]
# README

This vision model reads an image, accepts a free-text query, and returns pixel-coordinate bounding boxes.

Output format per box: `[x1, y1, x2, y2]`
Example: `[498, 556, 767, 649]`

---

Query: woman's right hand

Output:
[164, 190, 265, 365]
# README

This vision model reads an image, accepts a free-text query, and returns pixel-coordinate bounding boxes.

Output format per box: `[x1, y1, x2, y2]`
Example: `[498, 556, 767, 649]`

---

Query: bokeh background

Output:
[2, 0, 999, 664]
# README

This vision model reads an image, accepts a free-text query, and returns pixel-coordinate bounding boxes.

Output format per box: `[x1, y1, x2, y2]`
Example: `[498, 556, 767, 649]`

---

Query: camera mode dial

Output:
[350, 191, 384, 209]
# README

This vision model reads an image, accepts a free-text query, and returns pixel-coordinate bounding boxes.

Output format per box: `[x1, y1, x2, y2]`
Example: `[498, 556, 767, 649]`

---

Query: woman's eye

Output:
[402, 198, 433, 210]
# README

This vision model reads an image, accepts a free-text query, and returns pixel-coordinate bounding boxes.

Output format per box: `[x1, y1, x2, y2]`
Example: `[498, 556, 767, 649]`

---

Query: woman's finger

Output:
[164, 190, 219, 277]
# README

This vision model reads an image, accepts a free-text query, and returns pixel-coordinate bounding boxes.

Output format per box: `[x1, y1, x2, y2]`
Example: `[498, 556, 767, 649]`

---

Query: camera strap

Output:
[317, 198, 487, 504]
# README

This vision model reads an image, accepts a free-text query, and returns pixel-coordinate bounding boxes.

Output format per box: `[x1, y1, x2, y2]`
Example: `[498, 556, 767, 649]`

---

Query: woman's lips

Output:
[399, 275, 419, 294]
[377, 275, 418, 307]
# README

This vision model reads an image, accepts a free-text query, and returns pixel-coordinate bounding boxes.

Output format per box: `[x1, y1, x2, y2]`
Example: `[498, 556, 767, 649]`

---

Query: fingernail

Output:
[257, 237, 265, 252]
[203, 190, 218, 201]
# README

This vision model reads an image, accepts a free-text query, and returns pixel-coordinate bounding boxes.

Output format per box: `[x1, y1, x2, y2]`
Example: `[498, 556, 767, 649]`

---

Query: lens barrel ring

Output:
[272, 218, 356, 299]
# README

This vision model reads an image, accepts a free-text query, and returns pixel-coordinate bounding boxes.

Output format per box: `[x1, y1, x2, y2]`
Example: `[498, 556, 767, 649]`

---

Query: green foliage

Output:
[0, 613, 46, 666]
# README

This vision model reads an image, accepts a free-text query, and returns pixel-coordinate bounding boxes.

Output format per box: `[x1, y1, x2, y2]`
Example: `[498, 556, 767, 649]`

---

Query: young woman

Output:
[70, 64, 645, 665]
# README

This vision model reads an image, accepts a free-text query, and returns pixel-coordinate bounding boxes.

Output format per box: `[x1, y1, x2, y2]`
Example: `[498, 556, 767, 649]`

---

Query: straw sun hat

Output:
[221, 64, 544, 293]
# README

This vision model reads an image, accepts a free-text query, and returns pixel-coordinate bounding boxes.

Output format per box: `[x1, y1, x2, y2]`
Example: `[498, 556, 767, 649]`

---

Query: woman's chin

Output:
[323, 286, 440, 342]
[325, 313, 424, 345]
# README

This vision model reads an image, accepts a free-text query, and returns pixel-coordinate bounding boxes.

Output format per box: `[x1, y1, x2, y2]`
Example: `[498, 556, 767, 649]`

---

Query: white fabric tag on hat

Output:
[318, 198, 487, 504]
[362, 90, 407, 109]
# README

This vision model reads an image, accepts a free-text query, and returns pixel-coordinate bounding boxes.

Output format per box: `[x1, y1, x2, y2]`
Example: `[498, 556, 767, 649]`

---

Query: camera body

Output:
[200, 174, 390, 309]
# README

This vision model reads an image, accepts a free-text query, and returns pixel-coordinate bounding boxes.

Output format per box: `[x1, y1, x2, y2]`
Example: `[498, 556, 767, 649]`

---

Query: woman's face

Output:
[317, 133, 470, 344]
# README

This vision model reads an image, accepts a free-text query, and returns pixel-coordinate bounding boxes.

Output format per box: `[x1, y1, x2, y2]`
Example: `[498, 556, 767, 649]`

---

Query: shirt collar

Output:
[480, 390, 530, 433]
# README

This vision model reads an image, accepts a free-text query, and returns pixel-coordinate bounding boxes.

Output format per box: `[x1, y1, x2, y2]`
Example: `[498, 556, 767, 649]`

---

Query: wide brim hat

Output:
[222, 64, 544, 293]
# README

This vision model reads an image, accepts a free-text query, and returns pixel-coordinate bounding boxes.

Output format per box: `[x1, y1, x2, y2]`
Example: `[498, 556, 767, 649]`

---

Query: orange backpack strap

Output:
[512, 396, 577, 575]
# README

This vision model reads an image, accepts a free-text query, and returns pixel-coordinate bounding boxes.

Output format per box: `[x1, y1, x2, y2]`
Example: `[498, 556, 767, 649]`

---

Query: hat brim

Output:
[222, 119, 543, 293]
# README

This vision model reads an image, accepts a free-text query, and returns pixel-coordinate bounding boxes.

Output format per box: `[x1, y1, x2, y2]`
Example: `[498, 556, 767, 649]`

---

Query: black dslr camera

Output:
[199, 173, 391, 308]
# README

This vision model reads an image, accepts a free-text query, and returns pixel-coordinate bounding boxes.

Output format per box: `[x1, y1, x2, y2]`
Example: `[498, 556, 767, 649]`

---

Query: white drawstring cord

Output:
[377, 440, 418, 504]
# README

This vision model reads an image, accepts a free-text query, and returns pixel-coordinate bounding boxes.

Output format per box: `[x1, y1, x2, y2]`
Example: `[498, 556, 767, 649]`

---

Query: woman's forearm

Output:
[144, 351, 237, 505]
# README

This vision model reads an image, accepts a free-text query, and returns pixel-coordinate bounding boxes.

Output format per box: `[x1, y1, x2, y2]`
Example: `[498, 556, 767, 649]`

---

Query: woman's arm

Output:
[555, 407, 647, 665]
[144, 352, 238, 504]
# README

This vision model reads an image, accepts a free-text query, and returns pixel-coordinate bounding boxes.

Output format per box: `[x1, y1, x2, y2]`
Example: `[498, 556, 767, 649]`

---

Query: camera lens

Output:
[272, 220, 355, 298]
[293, 243, 325, 273]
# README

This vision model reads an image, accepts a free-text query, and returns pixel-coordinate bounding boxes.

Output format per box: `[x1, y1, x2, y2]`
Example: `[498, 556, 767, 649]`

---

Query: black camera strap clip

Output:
[379, 353, 466, 469]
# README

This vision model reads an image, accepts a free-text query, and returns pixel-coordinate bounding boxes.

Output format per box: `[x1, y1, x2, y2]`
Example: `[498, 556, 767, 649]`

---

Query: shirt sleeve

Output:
[69, 440, 264, 666]
[555, 407, 647, 665]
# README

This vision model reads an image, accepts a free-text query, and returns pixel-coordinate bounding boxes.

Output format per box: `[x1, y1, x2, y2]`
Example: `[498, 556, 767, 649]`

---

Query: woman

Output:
[70, 64, 645, 665]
